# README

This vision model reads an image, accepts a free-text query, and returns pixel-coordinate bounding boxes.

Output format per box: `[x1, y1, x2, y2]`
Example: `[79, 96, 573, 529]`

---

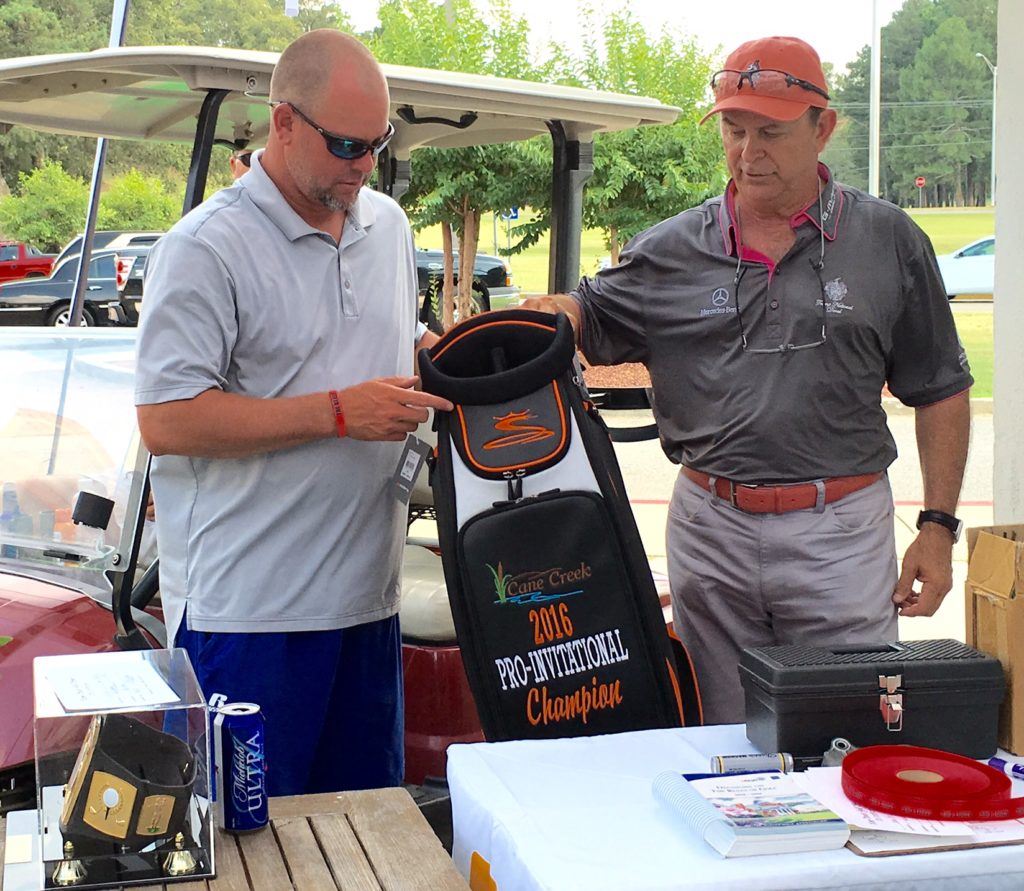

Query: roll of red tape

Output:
[841, 745, 1024, 821]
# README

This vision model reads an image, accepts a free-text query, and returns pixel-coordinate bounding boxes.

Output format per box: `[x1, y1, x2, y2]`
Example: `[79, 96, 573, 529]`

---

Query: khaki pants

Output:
[667, 472, 899, 725]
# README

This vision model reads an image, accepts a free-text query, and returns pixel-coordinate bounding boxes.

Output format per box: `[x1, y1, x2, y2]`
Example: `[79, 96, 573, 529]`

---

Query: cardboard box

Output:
[965, 524, 1024, 755]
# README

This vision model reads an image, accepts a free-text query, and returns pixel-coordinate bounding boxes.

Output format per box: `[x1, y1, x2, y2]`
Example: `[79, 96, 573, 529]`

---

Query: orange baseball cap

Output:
[701, 36, 830, 124]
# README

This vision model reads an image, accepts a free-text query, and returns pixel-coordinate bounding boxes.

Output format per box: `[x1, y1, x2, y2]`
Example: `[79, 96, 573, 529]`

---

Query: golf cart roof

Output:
[0, 46, 681, 154]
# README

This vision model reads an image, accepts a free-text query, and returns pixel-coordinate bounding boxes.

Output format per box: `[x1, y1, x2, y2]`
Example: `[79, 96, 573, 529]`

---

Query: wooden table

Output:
[1, 787, 468, 890]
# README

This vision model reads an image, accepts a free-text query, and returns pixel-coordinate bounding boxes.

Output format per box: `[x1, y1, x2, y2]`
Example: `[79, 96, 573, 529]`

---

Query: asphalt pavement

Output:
[612, 399, 993, 645]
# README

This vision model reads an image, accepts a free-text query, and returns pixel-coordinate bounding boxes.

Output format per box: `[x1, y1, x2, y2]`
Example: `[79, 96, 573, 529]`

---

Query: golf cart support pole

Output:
[546, 121, 594, 295]
[182, 89, 230, 214]
[112, 86, 228, 649]
[66, 0, 131, 327]
[378, 152, 412, 202]
[112, 466, 153, 650]
[544, 121, 657, 443]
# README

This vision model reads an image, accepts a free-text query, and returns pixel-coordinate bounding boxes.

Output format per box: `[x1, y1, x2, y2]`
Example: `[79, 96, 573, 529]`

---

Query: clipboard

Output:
[848, 831, 1024, 857]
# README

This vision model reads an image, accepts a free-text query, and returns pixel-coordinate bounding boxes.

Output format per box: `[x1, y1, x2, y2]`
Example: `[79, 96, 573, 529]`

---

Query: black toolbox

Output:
[739, 639, 1006, 759]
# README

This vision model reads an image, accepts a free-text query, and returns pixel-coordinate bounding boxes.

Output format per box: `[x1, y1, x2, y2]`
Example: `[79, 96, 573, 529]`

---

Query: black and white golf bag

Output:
[419, 309, 701, 742]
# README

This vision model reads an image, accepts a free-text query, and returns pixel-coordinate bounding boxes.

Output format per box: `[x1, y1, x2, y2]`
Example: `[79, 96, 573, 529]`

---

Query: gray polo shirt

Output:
[135, 152, 422, 638]
[575, 166, 972, 484]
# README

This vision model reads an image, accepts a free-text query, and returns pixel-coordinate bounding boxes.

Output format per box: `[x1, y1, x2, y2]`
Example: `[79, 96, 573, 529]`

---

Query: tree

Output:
[0, 161, 88, 251]
[888, 16, 990, 206]
[367, 0, 552, 327]
[127, 0, 325, 51]
[0, 163, 186, 249]
[563, 11, 724, 262]
[0, 0, 109, 190]
[403, 141, 551, 327]
[0, 0, 107, 59]
[97, 169, 180, 231]
[824, 0, 996, 205]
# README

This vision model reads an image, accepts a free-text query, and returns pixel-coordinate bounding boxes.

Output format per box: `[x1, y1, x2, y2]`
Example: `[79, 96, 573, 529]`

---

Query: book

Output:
[652, 770, 850, 858]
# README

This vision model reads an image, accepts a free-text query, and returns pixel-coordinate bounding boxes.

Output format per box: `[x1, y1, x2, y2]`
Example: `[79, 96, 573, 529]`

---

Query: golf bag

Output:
[418, 309, 701, 742]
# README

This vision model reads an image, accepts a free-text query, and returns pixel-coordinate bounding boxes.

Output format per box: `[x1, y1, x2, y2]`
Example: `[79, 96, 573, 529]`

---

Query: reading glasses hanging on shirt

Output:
[733, 189, 828, 355]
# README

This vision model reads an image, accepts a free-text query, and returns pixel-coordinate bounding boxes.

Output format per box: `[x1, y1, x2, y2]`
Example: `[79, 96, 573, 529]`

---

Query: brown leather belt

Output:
[682, 467, 883, 515]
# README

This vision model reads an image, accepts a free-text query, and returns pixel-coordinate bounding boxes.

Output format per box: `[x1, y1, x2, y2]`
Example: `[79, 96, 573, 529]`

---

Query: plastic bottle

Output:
[53, 508, 77, 544]
[0, 482, 22, 558]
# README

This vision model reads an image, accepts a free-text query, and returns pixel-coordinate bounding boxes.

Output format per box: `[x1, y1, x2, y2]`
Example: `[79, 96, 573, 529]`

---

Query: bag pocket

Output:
[455, 490, 668, 739]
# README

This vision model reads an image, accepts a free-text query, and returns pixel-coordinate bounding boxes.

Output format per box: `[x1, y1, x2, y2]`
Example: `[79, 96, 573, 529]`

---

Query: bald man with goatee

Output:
[135, 30, 451, 795]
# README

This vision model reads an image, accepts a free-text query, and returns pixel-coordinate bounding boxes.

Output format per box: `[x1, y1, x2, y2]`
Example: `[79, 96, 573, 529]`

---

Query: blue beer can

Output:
[212, 702, 269, 832]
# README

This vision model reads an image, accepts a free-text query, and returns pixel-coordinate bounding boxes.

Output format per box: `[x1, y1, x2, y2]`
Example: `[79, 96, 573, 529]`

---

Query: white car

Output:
[936, 236, 994, 299]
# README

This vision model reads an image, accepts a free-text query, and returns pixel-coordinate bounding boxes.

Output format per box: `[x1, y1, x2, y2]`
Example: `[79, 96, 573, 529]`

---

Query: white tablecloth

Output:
[448, 724, 1024, 890]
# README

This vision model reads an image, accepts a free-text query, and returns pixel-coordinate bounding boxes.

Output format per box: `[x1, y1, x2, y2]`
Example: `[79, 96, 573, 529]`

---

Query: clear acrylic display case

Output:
[31, 649, 213, 889]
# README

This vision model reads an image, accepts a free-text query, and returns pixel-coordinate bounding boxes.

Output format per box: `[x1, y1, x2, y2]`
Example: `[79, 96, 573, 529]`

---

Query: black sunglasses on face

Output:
[275, 101, 395, 161]
[235, 151, 252, 167]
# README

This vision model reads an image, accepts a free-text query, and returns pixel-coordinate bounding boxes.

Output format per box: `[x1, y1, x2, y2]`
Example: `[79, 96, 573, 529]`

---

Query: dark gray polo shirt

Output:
[574, 166, 972, 484]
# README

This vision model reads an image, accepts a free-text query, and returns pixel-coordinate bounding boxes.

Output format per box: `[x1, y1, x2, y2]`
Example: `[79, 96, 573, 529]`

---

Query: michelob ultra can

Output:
[212, 702, 268, 832]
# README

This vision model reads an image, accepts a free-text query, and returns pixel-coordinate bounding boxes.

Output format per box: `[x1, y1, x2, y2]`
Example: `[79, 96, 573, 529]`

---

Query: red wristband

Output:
[328, 389, 347, 438]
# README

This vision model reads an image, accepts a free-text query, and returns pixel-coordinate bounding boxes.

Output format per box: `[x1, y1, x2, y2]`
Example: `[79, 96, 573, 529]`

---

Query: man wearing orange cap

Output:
[521, 36, 971, 723]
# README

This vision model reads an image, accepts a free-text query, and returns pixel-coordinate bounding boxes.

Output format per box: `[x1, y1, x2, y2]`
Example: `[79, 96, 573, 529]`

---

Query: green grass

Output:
[906, 208, 994, 254]
[905, 210, 993, 398]
[952, 310, 993, 398]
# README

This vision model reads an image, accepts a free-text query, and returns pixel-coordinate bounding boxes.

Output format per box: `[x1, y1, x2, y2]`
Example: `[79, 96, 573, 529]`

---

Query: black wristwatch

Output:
[916, 509, 964, 543]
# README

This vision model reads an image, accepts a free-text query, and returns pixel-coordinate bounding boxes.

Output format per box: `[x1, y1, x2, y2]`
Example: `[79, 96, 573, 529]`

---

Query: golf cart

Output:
[0, 44, 680, 829]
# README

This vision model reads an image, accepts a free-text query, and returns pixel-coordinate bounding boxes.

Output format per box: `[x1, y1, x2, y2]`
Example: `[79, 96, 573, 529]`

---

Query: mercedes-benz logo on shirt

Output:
[711, 288, 730, 307]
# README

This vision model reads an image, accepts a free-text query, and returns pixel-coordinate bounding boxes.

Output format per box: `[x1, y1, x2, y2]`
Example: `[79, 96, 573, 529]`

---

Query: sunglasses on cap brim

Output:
[710, 67, 830, 103]
[274, 101, 395, 161]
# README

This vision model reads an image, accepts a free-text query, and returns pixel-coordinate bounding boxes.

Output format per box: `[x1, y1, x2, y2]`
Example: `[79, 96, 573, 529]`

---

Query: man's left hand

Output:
[892, 525, 955, 616]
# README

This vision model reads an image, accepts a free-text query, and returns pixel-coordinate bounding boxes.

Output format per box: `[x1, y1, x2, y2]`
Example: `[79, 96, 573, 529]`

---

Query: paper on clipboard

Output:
[793, 766, 1024, 856]
[43, 653, 179, 712]
[791, 767, 971, 836]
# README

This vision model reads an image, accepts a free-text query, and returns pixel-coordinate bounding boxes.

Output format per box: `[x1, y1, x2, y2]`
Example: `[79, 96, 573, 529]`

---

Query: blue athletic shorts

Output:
[175, 613, 404, 796]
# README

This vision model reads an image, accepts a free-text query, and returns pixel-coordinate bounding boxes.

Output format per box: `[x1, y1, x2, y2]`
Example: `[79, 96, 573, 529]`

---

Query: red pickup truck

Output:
[0, 241, 56, 283]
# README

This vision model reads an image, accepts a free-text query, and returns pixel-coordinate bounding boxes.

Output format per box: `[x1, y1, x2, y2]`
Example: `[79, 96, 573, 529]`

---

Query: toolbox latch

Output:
[878, 673, 903, 732]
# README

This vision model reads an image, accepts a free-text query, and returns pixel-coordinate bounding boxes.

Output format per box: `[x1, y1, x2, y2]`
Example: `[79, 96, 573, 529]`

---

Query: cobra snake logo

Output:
[483, 410, 555, 450]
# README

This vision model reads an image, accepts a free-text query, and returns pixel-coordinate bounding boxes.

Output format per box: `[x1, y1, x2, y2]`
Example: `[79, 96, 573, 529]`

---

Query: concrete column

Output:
[993, 0, 1023, 523]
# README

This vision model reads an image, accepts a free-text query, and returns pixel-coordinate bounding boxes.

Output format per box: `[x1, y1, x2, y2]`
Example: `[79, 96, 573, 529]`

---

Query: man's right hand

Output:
[520, 295, 565, 315]
[337, 376, 453, 441]
[517, 294, 581, 338]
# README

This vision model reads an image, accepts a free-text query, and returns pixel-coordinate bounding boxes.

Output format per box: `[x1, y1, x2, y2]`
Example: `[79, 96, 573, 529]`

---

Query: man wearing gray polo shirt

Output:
[135, 30, 452, 793]
[523, 36, 971, 724]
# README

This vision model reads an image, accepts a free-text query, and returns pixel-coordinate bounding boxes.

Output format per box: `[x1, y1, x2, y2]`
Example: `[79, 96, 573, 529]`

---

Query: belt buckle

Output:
[729, 480, 757, 508]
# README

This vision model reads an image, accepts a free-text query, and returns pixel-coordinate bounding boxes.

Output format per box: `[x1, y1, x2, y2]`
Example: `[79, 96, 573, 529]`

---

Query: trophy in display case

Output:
[25, 649, 214, 889]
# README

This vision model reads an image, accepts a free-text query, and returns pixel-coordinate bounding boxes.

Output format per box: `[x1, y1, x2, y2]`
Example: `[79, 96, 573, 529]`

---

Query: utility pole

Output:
[868, 0, 882, 198]
[977, 52, 997, 207]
